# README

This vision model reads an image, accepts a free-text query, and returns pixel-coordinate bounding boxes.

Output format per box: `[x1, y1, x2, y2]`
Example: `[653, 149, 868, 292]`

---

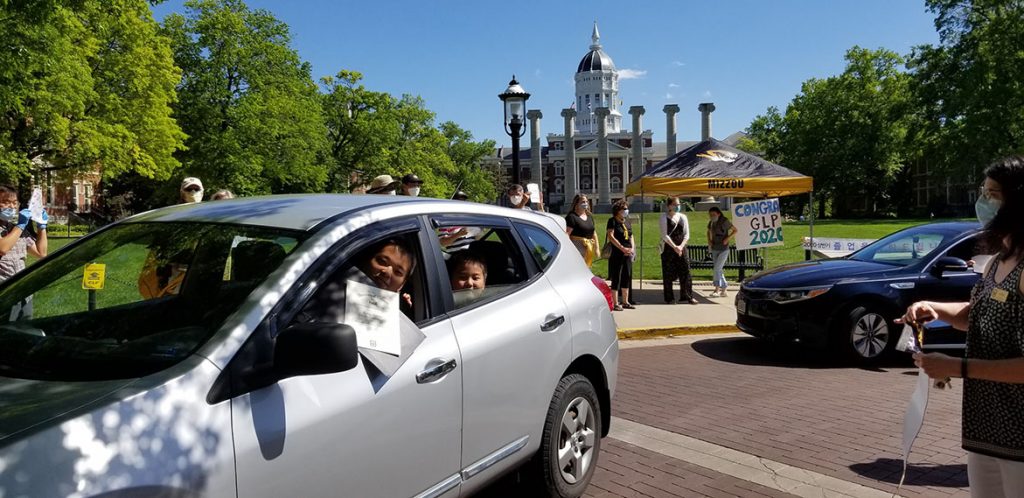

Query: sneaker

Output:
[709, 290, 720, 297]
[720, 290, 728, 298]
[688, 298, 699, 305]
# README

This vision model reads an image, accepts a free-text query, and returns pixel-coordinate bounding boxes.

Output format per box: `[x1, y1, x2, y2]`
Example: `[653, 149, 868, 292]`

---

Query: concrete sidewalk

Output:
[611, 279, 740, 339]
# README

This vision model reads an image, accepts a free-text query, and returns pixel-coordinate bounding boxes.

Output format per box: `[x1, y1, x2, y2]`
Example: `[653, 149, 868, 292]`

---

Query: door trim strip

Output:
[461, 435, 530, 481]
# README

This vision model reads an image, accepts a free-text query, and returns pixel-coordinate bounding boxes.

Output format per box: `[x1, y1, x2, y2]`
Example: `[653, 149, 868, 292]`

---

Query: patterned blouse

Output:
[0, 228, 34, 283]
[963, 256, 1024, 461]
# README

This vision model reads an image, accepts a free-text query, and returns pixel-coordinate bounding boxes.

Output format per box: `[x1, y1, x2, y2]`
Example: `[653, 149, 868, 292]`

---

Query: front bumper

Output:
[735, 288, 833, 349]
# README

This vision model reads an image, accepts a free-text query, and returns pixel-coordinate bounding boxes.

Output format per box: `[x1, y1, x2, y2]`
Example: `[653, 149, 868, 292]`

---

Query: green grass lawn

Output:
[587, 212, 967, 281]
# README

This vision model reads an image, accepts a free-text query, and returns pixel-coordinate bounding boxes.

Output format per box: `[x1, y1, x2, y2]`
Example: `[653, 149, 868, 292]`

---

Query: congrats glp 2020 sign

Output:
[733, 198, 784, 250]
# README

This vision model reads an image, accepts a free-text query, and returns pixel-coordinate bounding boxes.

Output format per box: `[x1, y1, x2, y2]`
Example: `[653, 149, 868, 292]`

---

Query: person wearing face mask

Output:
[660, 197, 696, 305]
[706, 206, 737, 298]
[0, 185, 47, 284]
[504, 184, 532, 210]
[179, 177, 204, 204]
[399, 174, 423, 197]
[565, 194, 599, 268]
[366, 175, 400, 195]
[606, 200, 635, 310]
[899, 155, 1024, 498]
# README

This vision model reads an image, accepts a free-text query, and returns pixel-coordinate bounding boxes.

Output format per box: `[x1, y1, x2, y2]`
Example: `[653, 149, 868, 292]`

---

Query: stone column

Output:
[628, 106, 645, 183]
[561, 108, 577, 211]
[698, 102, 716, 141]
[527, 110, 543, 188]
[595, 107, 611, 210]
[664, 104, 680, 156]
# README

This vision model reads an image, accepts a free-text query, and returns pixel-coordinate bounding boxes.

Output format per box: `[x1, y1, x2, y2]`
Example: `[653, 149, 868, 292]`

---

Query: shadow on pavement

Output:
[849, 458, 967, 488]
[690, 336, 918, 371]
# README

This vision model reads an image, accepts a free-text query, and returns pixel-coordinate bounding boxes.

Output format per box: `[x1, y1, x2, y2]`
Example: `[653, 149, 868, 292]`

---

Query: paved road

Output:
[478, 334, 968, 497]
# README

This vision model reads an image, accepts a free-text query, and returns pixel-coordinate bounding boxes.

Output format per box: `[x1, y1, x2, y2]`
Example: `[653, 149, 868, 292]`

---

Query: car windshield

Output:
[848, 225, 959, 267]
[0, 222, 305, 381]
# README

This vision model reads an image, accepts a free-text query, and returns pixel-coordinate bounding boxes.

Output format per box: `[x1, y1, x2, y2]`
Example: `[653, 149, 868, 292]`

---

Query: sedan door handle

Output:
[540, 315, 565, 332]
[417, 358, 457, 384]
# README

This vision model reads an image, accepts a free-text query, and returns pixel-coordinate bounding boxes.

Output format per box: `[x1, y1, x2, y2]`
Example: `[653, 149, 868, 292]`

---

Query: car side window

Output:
[435, 224, 529, 310]
[515, 223, 559, 270]
[945, 235, 981, 262]
[293, 231, 429, 326]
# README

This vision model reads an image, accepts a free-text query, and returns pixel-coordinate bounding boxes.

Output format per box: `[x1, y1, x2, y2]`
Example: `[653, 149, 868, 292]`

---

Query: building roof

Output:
[577, 22, 615, 73]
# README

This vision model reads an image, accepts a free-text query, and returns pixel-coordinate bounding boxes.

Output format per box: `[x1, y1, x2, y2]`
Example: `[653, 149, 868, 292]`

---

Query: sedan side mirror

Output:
[931, 256, 969, 277]
[274, 323, 359, 381]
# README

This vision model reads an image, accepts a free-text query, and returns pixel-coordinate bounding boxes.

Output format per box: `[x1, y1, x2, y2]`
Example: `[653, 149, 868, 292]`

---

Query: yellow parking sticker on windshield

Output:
[82, 263, 106, 290]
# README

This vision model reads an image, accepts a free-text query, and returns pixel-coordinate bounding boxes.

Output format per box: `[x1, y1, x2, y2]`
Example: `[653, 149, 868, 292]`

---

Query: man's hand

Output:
[37, 210, 48, 231]
[16, 209, 31, 231]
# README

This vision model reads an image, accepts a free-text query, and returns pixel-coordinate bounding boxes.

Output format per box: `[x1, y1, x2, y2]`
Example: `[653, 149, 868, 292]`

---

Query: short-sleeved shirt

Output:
[708, 217, 734, 251]
[0, 229, 34, 282]
[607, 217, 632, 248]
[565, 212, 596, 239]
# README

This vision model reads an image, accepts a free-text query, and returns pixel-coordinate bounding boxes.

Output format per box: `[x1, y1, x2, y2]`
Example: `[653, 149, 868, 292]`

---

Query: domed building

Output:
[486, 23, 746, 212]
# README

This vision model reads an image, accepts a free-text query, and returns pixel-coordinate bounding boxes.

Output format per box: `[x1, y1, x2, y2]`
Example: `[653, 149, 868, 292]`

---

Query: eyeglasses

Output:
[979, 185, 1002, 200]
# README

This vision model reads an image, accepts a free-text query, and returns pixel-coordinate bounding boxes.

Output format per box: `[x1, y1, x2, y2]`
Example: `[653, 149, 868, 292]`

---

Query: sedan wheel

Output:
[843, 306, 893, 362]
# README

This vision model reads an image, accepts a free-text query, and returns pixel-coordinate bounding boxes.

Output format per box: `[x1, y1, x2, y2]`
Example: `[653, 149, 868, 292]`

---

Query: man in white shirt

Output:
[659, 197, 697, 304]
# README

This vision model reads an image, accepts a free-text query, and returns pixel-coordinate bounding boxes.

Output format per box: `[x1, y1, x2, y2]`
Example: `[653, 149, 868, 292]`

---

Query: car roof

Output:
[907, 220, 981, 233]
[124, 194, 559, 232]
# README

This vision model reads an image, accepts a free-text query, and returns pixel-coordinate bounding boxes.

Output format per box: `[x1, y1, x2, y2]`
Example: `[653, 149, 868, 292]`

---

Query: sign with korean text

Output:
[801, 237, 875, 258]
[82, 263, 106, 290]
[733, 198, 783, 250]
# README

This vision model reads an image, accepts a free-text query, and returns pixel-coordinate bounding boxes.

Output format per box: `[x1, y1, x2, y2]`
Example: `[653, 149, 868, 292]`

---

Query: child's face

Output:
[450, 261, 486, 290]
[364, 244, 412, 292]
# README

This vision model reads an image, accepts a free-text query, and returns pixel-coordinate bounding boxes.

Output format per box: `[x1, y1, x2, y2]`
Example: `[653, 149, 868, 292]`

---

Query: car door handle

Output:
[540, 315, 565, 332]
[417, 358, 457, 384]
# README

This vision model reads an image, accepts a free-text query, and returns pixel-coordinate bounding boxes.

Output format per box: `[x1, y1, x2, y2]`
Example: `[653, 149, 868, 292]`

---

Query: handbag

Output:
[600, 240, 614, 260]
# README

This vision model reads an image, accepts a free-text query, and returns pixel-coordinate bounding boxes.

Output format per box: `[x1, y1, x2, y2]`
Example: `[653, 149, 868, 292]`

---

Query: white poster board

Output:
[732, 198, 784, 250]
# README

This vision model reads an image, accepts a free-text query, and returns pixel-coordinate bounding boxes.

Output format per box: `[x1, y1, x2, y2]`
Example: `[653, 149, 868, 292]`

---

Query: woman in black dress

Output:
[606, 200, 635, 310]
[565, 194, 599, 268]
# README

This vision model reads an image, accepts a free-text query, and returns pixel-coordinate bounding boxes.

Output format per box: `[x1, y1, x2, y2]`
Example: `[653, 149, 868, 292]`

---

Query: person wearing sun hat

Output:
[179, 177, 204, 204]
[366, 174, 400, 195]
[399, 173, 424, 197]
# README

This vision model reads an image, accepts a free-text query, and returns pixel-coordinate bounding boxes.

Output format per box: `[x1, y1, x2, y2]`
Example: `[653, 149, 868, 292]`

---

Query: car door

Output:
[428, 215, 571, 490]
[227, 218, 463, 498]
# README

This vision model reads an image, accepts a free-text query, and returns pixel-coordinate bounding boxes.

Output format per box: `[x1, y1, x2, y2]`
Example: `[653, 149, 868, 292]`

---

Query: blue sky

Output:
[152, 1, 940, 147]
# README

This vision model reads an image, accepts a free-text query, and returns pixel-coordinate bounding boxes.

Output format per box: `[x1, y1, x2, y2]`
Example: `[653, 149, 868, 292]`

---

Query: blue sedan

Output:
[736, 222, 982, 364]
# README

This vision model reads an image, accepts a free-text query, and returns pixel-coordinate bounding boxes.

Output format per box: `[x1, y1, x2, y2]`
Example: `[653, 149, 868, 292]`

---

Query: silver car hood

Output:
[0, 376, 136, 443]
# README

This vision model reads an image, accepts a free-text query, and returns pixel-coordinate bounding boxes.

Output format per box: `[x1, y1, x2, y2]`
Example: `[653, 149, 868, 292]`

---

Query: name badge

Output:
[991, 288, 1010, 303]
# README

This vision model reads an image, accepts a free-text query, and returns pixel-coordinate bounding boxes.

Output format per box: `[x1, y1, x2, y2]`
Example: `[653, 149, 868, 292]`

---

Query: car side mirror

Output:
[273, 323, 359, 381]
[931, 256, 969, 277]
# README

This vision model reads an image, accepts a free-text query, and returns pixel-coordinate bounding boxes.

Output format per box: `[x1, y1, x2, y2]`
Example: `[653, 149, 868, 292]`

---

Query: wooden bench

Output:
[686, 245, 764, 281]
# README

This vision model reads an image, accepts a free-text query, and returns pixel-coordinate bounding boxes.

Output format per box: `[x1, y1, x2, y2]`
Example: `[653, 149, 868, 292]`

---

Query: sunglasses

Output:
[183, 186, 203, 193]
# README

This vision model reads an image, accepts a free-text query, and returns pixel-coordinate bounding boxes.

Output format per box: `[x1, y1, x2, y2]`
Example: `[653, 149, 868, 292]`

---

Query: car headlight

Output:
[771, 286, 832, 303]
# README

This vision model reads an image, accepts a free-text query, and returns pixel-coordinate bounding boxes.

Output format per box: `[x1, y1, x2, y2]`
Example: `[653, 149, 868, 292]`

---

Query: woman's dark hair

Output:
[570, 194, 589, 213]
[983, 155, 1024, 258]
[611, 200, 629, 216]
[708, 206, 726, 220]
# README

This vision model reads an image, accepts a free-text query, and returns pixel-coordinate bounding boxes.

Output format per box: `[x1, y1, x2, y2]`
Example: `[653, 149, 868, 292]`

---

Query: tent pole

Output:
[638, 190, 644, 291]
[807, 190, 815, 261]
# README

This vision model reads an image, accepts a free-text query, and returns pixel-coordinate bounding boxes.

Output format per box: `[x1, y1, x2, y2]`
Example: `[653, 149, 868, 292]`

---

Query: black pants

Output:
[661, 248, 693, 302]
[608, 251, 632, 291]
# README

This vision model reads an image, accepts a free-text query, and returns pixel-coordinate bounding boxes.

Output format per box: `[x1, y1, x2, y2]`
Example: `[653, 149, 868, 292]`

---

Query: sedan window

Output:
[850, 230, 951, 266]
[0, 222, 305, 381]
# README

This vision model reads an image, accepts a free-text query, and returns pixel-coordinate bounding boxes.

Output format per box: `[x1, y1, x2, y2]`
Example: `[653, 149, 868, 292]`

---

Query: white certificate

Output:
[28, 187, 44, 224]
[344, 279, 401, 356]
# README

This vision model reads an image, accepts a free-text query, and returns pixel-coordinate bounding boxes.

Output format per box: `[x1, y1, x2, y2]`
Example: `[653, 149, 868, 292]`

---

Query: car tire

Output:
[838, 305, 895, 363]
[524, 373, 603, 498]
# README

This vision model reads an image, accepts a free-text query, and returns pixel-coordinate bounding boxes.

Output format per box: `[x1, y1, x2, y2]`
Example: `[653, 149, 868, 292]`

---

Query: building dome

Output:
[577, 49, 615, 73]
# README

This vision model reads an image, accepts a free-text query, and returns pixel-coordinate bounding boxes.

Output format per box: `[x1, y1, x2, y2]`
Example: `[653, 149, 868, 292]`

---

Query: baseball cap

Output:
[181, 177, 204, 191]
[401, 173, 423, 185]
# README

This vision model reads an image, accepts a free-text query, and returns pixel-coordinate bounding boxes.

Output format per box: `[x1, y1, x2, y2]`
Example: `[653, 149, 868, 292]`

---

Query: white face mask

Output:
[976, 196, 1001, 226]
[623, 209, 630, 218]
[408, 187, 421, 197]
[510, 195, 523, 206]
[182, 190, 203, 203]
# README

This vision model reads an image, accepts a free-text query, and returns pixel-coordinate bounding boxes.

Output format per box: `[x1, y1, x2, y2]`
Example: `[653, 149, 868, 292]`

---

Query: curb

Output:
[617, 323, 740, 340]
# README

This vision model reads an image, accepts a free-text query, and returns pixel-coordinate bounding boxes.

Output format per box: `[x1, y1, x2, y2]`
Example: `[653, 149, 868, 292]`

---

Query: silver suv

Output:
[0, 194, 618, 498]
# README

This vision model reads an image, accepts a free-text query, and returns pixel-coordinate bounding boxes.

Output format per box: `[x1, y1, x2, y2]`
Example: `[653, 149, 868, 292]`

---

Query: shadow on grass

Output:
[690, 336, 918, 371]
[849, 458, 967, 489]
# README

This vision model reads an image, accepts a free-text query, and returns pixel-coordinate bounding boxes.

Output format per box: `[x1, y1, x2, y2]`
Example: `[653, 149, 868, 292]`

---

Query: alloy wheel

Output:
[852, 312, 890, 358]
[556, 396, 597, 484]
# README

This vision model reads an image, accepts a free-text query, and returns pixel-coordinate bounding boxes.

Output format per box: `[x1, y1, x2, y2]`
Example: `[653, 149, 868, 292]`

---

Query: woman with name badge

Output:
[899, 155, 1024, 497]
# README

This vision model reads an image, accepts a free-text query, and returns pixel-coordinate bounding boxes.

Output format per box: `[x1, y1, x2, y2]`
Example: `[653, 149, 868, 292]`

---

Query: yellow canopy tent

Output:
[623, 138, 815, 287]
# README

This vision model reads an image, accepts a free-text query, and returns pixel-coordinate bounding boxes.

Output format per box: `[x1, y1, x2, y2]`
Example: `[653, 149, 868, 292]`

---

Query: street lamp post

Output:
[499, 76, 530, 186]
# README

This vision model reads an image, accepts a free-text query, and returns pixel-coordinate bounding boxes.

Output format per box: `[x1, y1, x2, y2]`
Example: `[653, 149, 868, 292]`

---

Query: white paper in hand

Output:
[526, 183, 540, 204]
[344, 279, 401, 356]
[28, 187, 44, 224]
[902, 369, 931, 460]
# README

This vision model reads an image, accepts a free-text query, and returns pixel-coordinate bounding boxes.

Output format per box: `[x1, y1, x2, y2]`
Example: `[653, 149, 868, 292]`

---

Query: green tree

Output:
[163, 0, 328, 196]
[761, 47, 914, 217]
[909, 0, 1024, 180]
[1, 0, 185, 185]
[439, 121, 497, 202]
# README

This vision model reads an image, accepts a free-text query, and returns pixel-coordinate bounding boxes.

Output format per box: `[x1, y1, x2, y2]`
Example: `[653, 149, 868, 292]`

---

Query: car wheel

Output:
[526, 373, 602, 498]
[840, 305, 894, 362]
